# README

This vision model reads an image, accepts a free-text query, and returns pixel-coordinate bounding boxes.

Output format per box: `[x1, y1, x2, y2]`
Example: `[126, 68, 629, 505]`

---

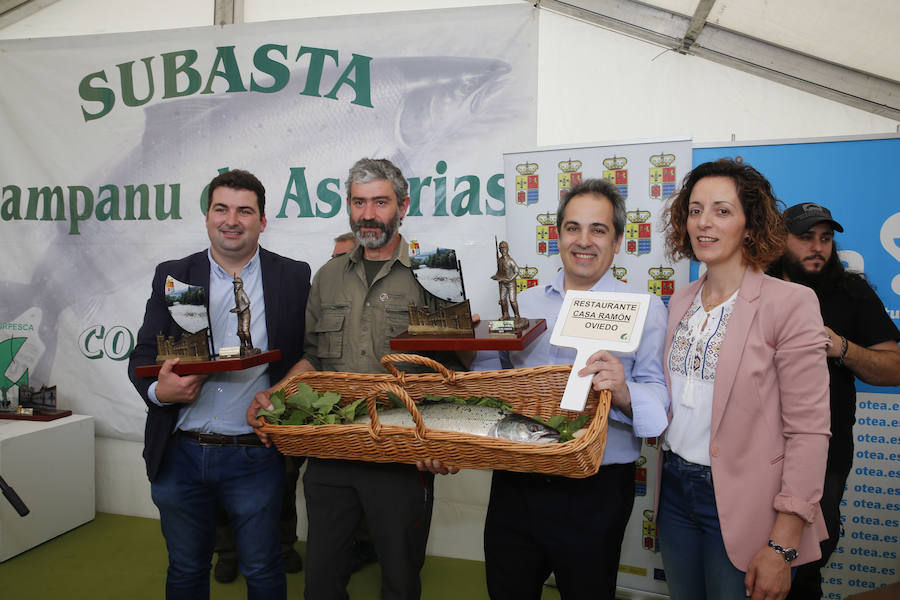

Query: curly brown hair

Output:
[662, 158, 786, 270]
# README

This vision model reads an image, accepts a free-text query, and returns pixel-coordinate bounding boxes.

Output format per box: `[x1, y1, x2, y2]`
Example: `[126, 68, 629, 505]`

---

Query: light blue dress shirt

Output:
[474, 268, 669, 464]
[149, 248, 270, 435]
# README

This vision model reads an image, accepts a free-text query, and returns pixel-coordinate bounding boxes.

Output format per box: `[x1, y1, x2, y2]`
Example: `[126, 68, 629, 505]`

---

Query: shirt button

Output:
[710, 446, 720, 457]
[361, 350, 366, 355]
[217, 387, 223, 393]
[366, 302, 371, 307]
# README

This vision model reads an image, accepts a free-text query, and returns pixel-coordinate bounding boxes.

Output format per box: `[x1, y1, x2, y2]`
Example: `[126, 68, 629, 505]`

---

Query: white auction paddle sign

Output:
[549, 290, 652, 412]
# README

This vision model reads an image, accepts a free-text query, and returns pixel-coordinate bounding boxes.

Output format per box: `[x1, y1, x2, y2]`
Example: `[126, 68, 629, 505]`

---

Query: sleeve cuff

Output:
[148, 381, 165, 407]
[622, 380, 669, 438]
[774, 492, 820, 524]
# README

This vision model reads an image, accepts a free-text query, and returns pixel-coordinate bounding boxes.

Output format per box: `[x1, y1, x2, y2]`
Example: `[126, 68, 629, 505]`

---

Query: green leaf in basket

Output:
[282, 410, 309, 426]
[321, 413, 340, 425]
[337, 398, 365, 423]
[313, 391, 341, 414]
[258, 390, 286, 423]
[473, 396, 512, 410]
[385, 391, 404, 409]
[536, 414, 566, 430]
[287, 384, 318, 409]
[556, 414, 591, 442]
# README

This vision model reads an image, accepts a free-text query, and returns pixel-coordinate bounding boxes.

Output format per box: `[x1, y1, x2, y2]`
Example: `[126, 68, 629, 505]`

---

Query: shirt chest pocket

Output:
[385, 303, 410, 337]
[315, 306, 348, 359]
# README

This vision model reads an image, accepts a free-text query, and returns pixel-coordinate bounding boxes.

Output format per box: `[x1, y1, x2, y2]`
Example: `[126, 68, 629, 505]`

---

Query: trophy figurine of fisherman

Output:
[490, 239, 529, 331]
[231, 274, 260, 356]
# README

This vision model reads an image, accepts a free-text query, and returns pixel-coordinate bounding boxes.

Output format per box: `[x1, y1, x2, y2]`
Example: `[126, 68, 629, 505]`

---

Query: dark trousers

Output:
[215, 456, 304, 560]
[484, 463, 636, 600]
[303, 459, 434, 600]
[787, 466, 850, 600]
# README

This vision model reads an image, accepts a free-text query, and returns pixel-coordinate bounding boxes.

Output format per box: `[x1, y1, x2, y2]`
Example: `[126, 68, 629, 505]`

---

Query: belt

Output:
[177, 430, 265, 447]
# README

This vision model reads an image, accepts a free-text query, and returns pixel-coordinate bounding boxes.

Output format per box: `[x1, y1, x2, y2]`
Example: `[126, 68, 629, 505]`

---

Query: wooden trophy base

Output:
[389, 319, 546, 352]
[134, 349, 281, 377]
[0, 408, 73, 421]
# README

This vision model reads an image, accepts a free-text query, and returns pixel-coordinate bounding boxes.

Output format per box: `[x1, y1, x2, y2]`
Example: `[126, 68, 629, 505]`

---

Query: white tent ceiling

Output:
[538, 0, 900, 120]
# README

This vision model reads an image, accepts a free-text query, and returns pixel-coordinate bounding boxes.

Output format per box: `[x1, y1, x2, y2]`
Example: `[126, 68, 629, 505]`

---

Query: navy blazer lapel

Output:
[710, 267, 762, 438]
[187, 251, 211, 294]
[259, 247, 279, 351]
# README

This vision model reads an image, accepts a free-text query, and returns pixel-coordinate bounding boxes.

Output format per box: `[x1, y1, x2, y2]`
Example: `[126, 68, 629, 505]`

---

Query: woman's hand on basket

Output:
[416, 459, 459, 475]
[578, 350, 632, 418]
[247, 389, 275, 447]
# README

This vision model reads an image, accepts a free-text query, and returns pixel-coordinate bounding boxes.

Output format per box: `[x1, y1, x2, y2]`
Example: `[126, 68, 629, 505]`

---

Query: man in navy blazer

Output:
[128, 169, 310, 599]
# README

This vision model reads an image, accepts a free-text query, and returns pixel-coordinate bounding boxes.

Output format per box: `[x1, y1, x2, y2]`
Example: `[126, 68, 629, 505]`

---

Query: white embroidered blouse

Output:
[664, 286, 739, 466]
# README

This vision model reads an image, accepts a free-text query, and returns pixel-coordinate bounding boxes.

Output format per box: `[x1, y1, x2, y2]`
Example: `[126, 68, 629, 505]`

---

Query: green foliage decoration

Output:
[259, 385, 588, 442]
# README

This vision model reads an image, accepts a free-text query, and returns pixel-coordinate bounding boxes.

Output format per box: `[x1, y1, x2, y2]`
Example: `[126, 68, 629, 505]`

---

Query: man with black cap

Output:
[767, 202, 900, 600]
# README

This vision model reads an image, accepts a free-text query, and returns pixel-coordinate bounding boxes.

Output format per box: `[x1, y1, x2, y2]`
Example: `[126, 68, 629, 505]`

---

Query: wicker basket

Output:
[259, 353, 610, 478]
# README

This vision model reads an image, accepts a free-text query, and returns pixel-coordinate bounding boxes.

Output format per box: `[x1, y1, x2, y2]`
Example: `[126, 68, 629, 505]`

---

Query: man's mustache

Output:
[804, 254, 827, 262]
[356, 219, 387, 232]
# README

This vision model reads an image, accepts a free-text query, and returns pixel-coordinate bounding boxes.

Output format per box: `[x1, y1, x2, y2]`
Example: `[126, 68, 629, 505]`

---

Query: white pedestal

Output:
[0, 415, 95, 562]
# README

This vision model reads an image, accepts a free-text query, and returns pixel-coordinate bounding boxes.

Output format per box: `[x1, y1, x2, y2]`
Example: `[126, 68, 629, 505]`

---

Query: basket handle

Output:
[365, 382, 427, 441]
[380, 353, 455, 382]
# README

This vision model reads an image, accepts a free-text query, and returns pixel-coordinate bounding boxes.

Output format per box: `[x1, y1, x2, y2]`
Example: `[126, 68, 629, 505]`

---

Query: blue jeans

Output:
[151, 434, 287, 600]
[657, 451, 747, 600]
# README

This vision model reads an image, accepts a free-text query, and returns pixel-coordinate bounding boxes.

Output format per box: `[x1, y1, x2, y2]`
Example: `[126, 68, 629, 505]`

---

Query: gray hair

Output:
[557, 179, 626, 239]
[346, 158, 409, 201]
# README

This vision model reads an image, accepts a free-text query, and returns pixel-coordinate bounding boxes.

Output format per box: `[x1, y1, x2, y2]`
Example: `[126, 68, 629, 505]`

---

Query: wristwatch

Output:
[768, 540, 798, 563]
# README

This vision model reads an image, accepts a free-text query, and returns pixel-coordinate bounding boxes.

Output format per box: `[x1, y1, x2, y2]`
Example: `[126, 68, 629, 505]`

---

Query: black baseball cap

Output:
[784, 202, 844, 235]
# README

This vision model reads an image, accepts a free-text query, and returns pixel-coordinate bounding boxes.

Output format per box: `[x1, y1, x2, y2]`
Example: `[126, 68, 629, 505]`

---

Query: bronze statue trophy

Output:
[225, 274, 260, 358]
[389, 239, 545, 352]
[136, 274, 278, 377]
[489, 239, 529, 333]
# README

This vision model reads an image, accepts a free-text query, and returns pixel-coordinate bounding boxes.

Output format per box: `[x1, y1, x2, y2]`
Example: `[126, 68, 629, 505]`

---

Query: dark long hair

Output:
[663, 158, 786, 269]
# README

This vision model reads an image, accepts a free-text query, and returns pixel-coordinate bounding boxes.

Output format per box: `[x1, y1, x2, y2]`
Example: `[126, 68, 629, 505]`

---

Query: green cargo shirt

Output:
[303, 235, 439, 374]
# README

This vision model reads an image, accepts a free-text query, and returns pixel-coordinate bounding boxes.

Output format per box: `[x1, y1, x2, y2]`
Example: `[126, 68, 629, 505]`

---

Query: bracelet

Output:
[768, 540, 798, 563]
[836, 336, 848, 366]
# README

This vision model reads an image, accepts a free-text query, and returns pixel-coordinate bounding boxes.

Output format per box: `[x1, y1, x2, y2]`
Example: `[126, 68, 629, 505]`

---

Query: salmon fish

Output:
[354, 402, 559, 444]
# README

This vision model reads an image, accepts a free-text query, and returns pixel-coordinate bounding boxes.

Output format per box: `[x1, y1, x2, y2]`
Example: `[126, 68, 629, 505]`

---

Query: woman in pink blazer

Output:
[657, 159, 831, 600]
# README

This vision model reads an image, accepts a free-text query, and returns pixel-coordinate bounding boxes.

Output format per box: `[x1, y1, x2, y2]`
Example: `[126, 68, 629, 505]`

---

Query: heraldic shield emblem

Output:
[515, 162, 539, 206]
[603, 156, 628, 199]
[625, 210, 652, 257]
[649, 153, 677, 201]
[648, 266, 676, 307]
[557, 158, 582, 201]
[536, 212, 559, 256]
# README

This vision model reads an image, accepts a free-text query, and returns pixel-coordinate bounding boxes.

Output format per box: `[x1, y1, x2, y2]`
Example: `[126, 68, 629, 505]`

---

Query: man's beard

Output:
[781, 250, 841, 293]
[350, 211, 401, 249]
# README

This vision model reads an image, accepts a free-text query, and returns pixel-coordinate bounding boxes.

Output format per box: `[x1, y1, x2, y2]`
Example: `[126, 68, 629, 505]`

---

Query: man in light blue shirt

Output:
[481, 179, 669, 600]
[128, 169, 311, 599]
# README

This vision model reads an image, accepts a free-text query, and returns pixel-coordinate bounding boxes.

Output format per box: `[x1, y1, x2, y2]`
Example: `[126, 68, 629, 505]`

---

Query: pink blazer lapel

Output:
[710, 268, 763, 438]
